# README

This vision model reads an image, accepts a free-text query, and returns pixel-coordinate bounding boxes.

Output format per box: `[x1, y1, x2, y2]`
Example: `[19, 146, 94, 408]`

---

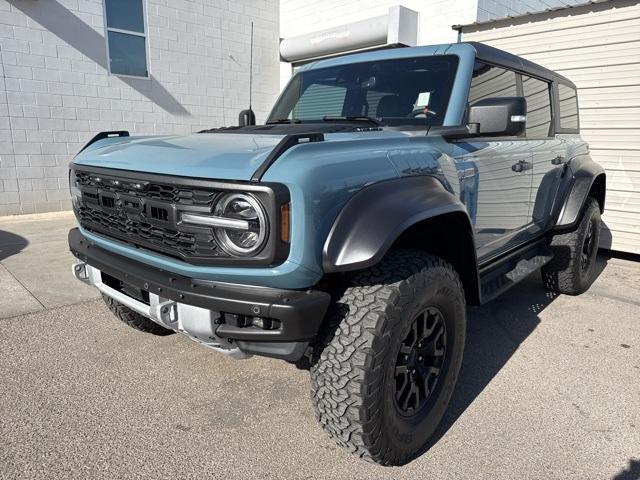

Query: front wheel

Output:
[102, 294, 174, 336]
[309, 250, 466, 466]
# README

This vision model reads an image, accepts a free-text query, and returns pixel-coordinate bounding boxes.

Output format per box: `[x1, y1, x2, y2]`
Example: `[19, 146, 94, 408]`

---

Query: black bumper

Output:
[69, 228, 330, 344]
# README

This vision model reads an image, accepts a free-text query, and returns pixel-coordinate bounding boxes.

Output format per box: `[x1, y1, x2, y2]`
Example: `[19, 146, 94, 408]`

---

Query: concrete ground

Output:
[0, 213, 638, 480]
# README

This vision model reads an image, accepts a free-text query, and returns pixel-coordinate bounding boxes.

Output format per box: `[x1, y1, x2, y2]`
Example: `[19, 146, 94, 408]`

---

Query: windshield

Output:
[268, 55, 458, 127]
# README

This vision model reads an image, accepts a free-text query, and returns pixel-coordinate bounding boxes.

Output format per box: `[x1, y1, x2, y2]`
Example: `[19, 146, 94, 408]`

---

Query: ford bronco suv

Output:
[69, 42, 605, 465]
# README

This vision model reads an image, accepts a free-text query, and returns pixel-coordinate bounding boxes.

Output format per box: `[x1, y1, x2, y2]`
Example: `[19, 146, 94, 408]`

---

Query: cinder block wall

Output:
[0, 0, 280, 216]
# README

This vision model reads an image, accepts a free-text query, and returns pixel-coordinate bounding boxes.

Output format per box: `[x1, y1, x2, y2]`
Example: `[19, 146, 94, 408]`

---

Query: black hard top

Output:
[466, 41, 576, 88]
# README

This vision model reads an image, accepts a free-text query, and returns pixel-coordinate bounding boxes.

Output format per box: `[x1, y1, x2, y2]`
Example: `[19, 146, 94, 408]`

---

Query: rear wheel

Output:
[102, 294, 174, 335]
[309, 250, 466, 466]
[542, 197, 601, 295]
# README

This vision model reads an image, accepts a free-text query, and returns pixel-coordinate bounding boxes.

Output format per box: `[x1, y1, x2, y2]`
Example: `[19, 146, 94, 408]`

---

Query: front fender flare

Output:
[322, 176, 471, 272]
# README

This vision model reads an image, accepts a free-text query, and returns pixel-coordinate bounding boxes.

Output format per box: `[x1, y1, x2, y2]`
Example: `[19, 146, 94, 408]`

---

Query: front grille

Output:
[75, 171, 217, 207]
[72, 166, 289, 267]
[74, 169, 231, 262]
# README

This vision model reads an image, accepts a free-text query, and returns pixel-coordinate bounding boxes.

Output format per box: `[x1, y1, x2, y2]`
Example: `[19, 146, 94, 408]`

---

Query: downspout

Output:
[452, 25, 463, 43]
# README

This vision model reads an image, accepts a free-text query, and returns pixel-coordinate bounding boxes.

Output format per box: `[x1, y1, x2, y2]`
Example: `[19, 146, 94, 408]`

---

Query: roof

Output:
[468, 42, 576, 88]
[297, 42, 576, 88]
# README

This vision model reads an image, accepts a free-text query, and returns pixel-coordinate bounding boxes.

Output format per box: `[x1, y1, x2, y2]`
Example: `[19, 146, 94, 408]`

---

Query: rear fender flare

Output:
[555, 155, 606, 228]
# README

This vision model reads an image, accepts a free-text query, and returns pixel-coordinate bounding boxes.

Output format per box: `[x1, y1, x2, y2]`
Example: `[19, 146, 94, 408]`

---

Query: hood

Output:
[73, 133, 287, 181]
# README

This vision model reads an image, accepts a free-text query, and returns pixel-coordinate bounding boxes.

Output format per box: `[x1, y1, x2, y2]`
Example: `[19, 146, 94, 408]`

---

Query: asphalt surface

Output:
[1, 213, 639, 479]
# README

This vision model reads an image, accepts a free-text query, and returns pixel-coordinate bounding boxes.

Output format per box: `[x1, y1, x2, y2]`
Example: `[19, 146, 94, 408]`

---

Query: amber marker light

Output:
[280, 202, 291, 243]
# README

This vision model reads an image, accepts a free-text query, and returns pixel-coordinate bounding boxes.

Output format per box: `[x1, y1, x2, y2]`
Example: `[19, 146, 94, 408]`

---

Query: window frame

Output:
[102, 0, 150, 79]
[465, 59, 559, 140]
[554, 82, 580, 134]
[520, 73, 554, 140]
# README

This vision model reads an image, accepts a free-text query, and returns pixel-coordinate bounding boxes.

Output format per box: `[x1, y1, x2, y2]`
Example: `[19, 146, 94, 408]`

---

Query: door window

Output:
[468, 62, 517, 105]
[522, 76, 552, 138]
[558, 84, 579, 131]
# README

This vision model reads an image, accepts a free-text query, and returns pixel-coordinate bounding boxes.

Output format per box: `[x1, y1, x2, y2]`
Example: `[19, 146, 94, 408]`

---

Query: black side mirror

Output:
[467, 97, 527, 136]
[238, 109, 256, 127]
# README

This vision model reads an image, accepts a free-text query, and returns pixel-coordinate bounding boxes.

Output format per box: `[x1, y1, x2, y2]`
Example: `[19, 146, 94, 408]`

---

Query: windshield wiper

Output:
[322, 116, 383, 126]
[266, 118, 301, 124]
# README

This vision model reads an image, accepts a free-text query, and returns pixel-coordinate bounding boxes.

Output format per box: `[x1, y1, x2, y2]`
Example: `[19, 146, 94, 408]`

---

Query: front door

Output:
[453, 62, 534, 261]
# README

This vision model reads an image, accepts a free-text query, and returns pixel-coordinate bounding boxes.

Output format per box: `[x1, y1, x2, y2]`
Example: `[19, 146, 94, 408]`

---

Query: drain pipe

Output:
[452, 25, 463, 43]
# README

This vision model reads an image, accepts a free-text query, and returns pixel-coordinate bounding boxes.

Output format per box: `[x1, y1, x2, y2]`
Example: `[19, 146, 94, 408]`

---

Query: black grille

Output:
[74, 169, 230, 262]
[75, 170, 217, 207]
[72, 166, 290, 267]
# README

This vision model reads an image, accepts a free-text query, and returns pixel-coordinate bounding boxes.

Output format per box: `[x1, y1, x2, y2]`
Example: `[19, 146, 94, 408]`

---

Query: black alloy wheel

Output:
[394, 307, 447, 417]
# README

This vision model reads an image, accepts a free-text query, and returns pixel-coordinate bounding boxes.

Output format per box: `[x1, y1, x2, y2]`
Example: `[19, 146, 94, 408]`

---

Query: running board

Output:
[479, 245, 554, 303]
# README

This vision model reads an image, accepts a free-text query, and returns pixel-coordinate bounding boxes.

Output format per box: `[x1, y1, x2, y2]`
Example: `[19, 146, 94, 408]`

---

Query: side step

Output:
[479, 244, 554, 304]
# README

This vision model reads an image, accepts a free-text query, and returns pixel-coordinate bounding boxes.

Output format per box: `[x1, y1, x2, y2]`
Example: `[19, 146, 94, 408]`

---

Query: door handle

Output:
[511, 160, 531, 172]
[551, 156, 564, 165]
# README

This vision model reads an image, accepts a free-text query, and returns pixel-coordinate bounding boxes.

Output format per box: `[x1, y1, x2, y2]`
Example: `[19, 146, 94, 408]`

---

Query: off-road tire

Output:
[309, 249, 466, 466]
[542, 197, 601, 295]
[102, 294, 174, 335]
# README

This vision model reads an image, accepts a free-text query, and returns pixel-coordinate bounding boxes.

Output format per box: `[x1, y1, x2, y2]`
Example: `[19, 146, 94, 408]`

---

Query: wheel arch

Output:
[555, 155, 606, 228]
[322, 176, 480, 305]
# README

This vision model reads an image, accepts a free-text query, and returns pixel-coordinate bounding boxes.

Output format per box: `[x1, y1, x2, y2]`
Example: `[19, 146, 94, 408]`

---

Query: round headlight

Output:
[213, 193, 267, 256]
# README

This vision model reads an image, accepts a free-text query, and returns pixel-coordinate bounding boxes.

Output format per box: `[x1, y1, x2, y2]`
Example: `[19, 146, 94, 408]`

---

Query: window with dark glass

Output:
[468, 62, 517, 105]
[104, 0, 148, 77]
[522, 75, 552, 137]
[558, 83, 579, 131]
[268, 56, 459, 126]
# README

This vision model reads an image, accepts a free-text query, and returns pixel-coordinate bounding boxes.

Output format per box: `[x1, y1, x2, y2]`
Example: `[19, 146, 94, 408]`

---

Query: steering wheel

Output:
[408, 108, 438, 118]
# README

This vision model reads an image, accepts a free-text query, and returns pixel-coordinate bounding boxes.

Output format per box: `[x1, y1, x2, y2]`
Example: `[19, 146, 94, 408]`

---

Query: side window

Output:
[104, 0, 148, 77]
[522, 75, 552, 137]
[293, 84, 347, 120]
[468, 62, 517, 104]
[558, 84, 579, 131]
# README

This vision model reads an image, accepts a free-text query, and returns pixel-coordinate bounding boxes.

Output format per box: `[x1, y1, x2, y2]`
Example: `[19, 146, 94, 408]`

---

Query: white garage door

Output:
[462, 1, 640, 254]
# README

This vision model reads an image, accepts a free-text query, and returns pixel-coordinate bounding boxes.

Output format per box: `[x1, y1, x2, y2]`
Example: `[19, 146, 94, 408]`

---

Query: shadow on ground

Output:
[0, 230, 28, 262]
[613, 458, 640, 480]
[427, 253, 610, 450]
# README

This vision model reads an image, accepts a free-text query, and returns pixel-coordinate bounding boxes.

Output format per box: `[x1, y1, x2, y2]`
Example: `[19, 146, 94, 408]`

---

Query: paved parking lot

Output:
[1, 213, 639, 479]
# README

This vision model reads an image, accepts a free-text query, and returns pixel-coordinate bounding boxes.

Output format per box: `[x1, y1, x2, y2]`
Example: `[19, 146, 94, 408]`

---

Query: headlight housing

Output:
[69, 168, 81, 209]
[212, 193, 268, 256]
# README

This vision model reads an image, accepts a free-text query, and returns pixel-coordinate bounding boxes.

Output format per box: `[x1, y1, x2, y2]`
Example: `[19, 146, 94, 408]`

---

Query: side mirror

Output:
[238, 109, 256, 127]
[467, 97, 527, 136]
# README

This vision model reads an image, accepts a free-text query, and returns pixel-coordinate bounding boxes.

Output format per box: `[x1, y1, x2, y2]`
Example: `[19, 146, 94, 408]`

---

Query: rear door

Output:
[521, 75, 567, 235]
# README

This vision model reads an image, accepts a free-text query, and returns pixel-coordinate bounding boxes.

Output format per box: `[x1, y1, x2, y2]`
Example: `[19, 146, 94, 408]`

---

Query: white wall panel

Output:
[463, 1, 640, 253]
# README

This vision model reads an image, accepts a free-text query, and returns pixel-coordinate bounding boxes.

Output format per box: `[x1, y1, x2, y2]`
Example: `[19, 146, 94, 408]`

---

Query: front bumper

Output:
[69, 228, 330, 361]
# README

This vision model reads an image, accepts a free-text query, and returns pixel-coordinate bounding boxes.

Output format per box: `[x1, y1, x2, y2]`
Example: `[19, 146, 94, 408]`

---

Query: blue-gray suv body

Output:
[69, 42, 605, 465]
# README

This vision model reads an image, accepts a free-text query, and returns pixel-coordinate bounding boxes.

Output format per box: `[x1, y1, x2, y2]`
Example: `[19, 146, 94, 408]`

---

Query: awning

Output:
[279, 5, 418, 64]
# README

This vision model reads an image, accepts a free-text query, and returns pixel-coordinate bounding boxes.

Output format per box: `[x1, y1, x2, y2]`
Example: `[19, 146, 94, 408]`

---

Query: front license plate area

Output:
[101, 271, 150, 305]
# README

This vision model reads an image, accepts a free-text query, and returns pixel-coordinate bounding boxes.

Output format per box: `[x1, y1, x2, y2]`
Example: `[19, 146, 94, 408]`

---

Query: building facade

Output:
[0, 0, 279, 216]
[279, 0, 589, 69]
[458, 0, 640, 254]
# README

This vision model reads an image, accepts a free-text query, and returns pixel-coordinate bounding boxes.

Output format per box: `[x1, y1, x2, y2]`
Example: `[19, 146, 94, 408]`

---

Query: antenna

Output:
[239, 21, 256, 126]
[249, 20, 253, 112]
